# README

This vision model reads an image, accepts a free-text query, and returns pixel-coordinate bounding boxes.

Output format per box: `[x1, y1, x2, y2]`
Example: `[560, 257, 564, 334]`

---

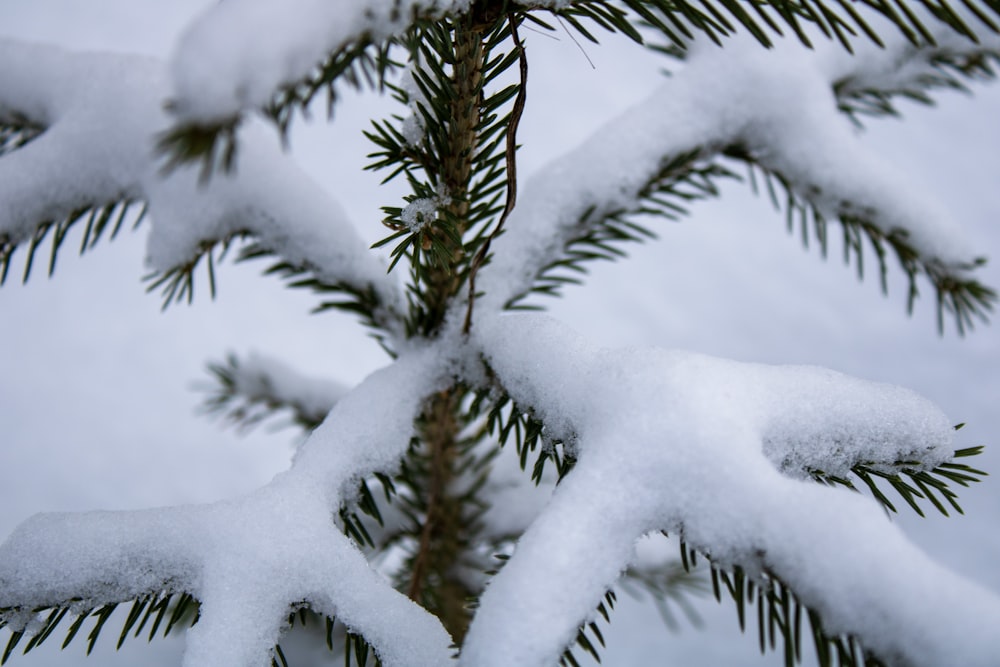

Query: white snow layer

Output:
[165, 0, 582, 124]
[168, 0, 470, 124]
[0, 39, 401, 324]
[475, 22, 997, 312]
[0, 350, 455, 667]
[463, 314, 1000, 667]
[226, 351, 349, 427]
[4, 6, 1000, 667]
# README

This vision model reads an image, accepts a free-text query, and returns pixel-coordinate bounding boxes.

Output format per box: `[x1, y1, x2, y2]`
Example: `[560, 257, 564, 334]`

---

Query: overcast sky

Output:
[1, 2, 998, 665]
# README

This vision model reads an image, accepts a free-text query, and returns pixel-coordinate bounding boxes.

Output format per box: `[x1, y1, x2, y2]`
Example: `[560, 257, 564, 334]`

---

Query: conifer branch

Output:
[731, 150, 996, 334]
[620, 559, 708, 631]
[142, 226, 404, 345]
[464, 12, 528, 334]
[504, 150, 736, 310]
[701, 556, 883, 667]
[0, 200, 146, 287]
[201, 353, 347, 434]
[835, 47, 1000, 122]
[811, 443, 988, 518]
[0, 116, 43, 158]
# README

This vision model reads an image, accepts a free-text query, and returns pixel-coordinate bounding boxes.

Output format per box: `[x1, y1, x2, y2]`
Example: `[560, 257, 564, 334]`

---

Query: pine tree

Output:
[2, 2, 1000, 666]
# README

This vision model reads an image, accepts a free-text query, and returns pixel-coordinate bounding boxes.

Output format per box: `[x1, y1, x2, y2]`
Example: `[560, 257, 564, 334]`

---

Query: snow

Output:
[0, 349, 456, 666]
[168, 0, 471, 125]
[475, 23, 997, 313]
[463, 314, 1000, 667]
[223, 352, 348, 428]
[3, 3, 1000, 667]
[0, 39, 402, 332]
[401, 198, 441, 233]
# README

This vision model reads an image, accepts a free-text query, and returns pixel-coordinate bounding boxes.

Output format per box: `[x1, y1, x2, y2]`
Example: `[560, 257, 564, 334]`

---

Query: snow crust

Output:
[0, 39, 402, 329]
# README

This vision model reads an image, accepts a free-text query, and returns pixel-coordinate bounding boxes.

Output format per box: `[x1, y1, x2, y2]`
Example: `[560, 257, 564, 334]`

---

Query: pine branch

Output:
[558, 590, 617, 666]
[158, 0, 457, 180]
[730, 150, 996, 334]
[473, 554, 620, 667]
[705, 557, 882, 667]
[482, 390, 576, 483]
[201, 353, 347, 434]
[651, 536, 887, 667]
[619, 558, 708, 631]
[835, 47, 1000, 122]
[366, 14, 526, 337]
[811, 442, 988, 517]
[156, 120, 239, 184]
[506, 151, 737, 309]
[0, 116, 43, 158]
[0, 593, 199, 665]
[581, 0, 1000, 53]
[0, 200, 146, 287]
[143, 229, 404, 346]
[158, 38, 399, 178]
[1, 594, 393, 667]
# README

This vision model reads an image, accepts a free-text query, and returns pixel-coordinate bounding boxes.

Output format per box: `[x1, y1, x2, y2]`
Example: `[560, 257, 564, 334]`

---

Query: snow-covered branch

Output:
[167, 0, 468, 126]
[0, 350, 455, 667]
[476, 17, 999, 323]
[0, 39, 402, 332]
[3, 3, 999, 666]
[463, 313, 1000, 666]
[203, 352, 349, 432]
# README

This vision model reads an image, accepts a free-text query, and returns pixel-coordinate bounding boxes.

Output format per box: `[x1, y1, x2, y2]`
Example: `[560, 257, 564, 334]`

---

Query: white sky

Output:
[1, 2, 998, 665]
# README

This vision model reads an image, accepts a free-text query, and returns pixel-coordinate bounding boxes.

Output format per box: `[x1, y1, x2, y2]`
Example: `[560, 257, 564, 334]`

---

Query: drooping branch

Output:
[1, 350, 456, 667]
[471, 18, 1000, 331]
[202, 352, 348, 433]
[462, 313, 1000, 667]
[0, 39, 404, 338]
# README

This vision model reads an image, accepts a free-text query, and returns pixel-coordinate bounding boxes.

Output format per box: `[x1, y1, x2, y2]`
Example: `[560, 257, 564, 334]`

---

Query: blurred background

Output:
[1, 1, 998, 664]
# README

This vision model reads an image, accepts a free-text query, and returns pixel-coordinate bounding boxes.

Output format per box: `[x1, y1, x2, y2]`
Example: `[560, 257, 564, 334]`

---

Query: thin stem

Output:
[463, 13, 528, 334]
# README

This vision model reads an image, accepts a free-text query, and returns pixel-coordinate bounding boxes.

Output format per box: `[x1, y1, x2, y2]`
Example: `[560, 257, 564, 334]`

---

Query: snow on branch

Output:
[167, 0, 469, 127]
[0, 39, 401, 331]
[475, 15, 998, 327]
[202, 352, 348, 433]
[463, 313, 1000, 667]
[0, 350, 454, 667]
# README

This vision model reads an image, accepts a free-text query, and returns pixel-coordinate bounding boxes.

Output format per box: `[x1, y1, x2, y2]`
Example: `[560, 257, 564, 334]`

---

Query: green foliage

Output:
[481, 390, 577, 483]
[143, 234, 398, 350]
[620, 560, 709, 631]
[835, 50, 1000, 121]
[706, 558, 881, 667]
[651, 444, 989, 667]
[0, 595, 389, 667]
[0, 117, 43, 158]
[558, 590, 617, 666]
[0, 592, 198, 665]
[0, 200, 145, 287]
[730, 148, 996, 334]
[812, 442, 989, 517]
[366, 14, 525, 336]
[200, 354, 333, 433]
[507, 151, 737, 310]
[152, 0, 1000, 169]
[156, 120, 239, 183]
[3, 1, 998, 665]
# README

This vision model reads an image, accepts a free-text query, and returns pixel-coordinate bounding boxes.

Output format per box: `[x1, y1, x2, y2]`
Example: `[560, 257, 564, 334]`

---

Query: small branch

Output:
[463, 13, 528, 334]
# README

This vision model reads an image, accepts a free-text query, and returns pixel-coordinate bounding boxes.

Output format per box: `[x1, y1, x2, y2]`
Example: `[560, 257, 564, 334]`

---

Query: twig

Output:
[463, 12, 528, 334]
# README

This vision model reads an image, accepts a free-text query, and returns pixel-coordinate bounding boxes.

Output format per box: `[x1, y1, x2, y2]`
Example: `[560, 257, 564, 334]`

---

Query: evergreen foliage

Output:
[2, 2, 1000, 667]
